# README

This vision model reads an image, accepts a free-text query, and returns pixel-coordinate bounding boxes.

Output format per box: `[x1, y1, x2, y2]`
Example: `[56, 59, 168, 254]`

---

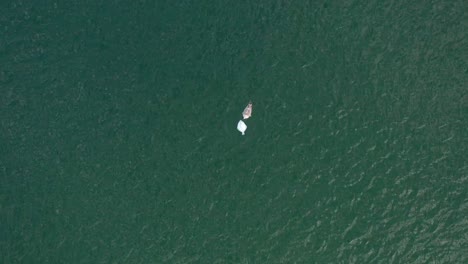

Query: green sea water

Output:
[1, 1, 467, 263]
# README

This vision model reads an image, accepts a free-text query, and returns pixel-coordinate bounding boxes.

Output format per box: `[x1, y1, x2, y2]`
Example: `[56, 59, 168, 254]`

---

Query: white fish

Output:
[242, 101, 253, 119]
[237, 120, 247, 135]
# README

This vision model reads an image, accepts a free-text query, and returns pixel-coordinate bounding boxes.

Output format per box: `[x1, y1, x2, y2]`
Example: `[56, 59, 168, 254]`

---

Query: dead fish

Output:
[242, 101, 253, 119]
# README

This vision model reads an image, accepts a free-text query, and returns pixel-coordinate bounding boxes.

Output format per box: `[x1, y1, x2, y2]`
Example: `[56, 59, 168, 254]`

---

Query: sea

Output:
[1, 1, 467, 263]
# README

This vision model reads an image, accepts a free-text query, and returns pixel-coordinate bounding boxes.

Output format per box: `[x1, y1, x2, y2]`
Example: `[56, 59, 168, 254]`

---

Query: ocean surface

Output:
[1, 1, 467, 263]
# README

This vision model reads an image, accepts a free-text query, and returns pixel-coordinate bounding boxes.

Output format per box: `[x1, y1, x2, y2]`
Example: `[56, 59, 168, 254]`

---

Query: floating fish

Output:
[237, 120, 247, 135]
[242, 101, 253, 119]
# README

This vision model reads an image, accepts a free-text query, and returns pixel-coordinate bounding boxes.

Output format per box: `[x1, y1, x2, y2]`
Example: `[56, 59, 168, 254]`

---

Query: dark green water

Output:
[1, 1, 467, 263]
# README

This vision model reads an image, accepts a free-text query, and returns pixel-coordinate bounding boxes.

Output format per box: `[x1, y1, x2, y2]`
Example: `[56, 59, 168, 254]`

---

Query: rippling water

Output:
[1, 1, 467, 263]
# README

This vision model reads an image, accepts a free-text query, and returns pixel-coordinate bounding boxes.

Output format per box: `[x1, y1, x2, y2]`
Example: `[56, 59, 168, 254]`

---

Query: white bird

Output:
[237, 120, 247, 135]
[242, 101, 253, 119]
